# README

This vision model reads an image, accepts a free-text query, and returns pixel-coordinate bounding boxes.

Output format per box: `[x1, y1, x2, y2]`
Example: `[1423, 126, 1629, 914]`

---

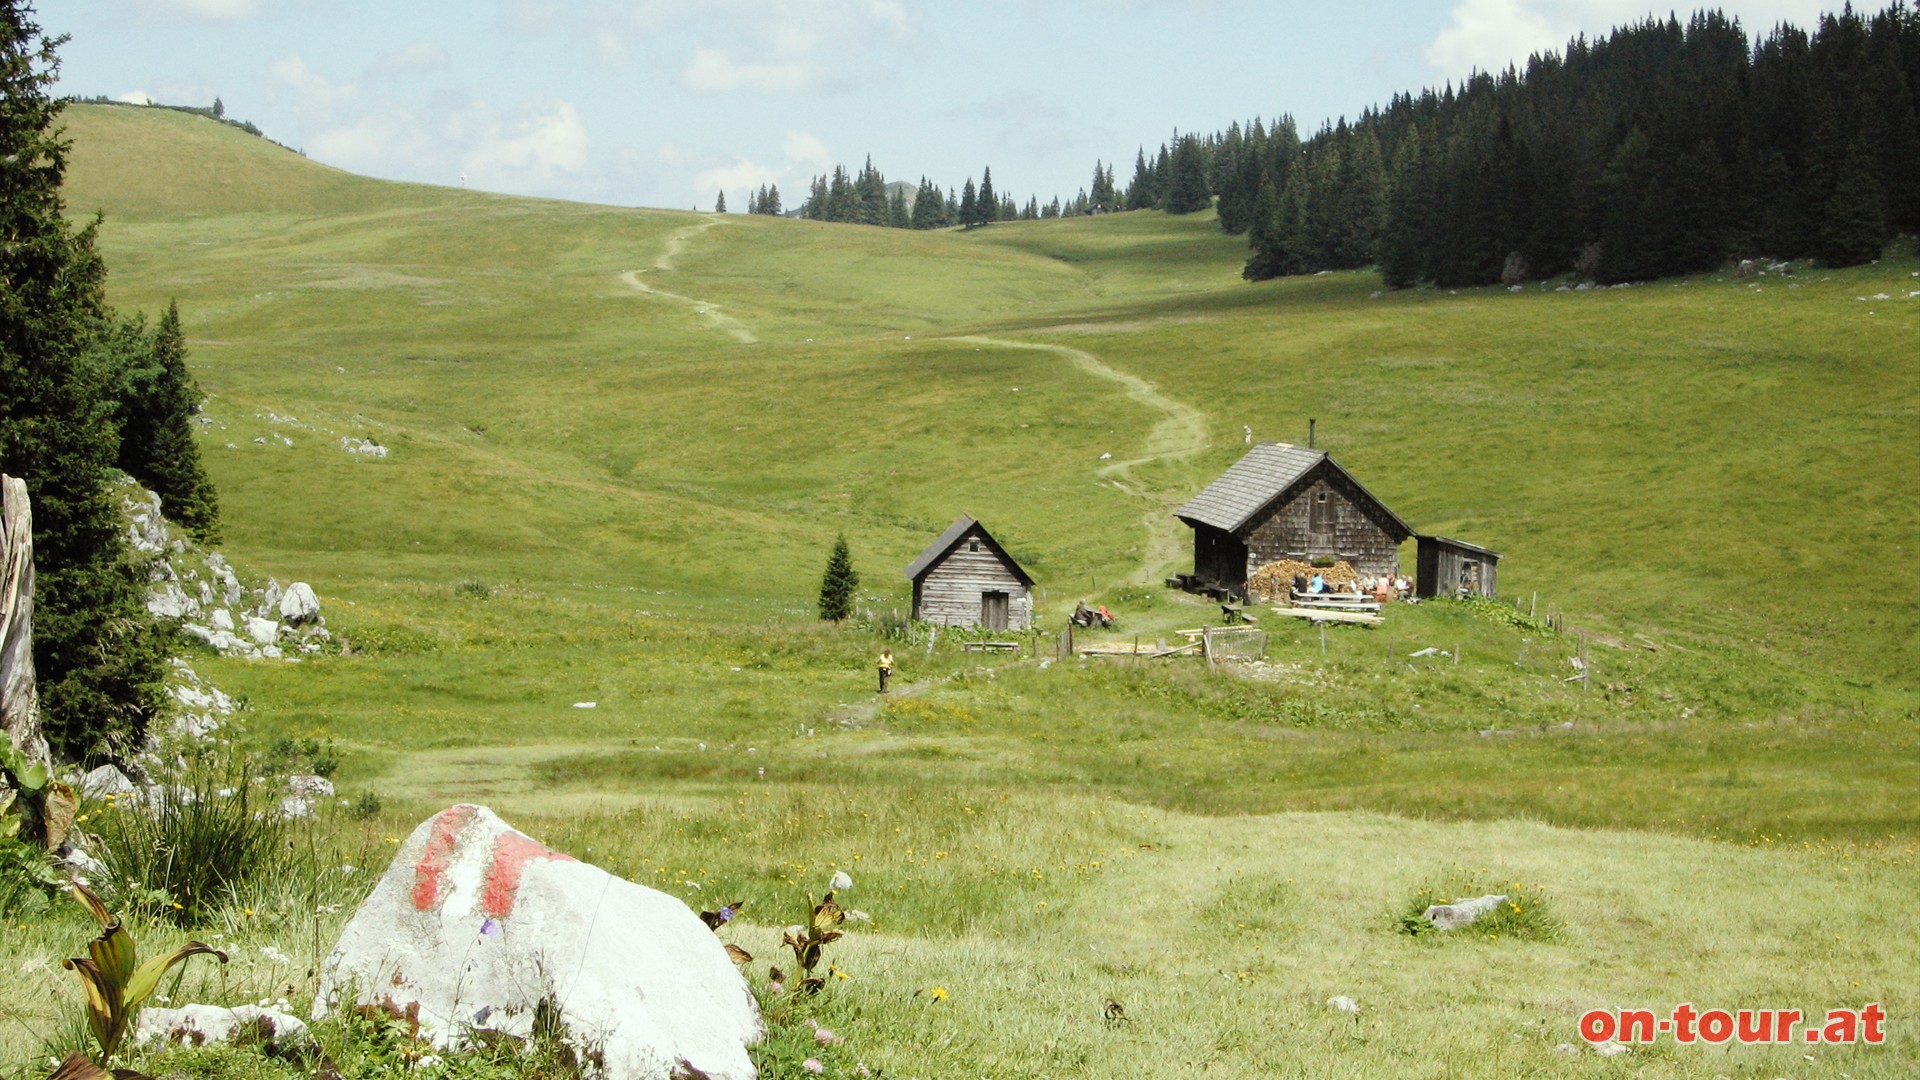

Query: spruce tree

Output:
[112, 300, 219, 543]
[714, 190, 726, 213]
[1126, 148, 1155, 209]
[1819, 136, 1887, 266]
[1163, 136, 1211, 213]
[817, 534, 858, 622]
[0, 3, 166, 762]
[959, 179, 977, 229]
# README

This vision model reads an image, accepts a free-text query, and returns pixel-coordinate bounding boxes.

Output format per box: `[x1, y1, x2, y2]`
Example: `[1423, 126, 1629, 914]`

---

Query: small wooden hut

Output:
[1415, 535, 1502, 599]
[905, 516, 1034, 630]
[1175, 443, 1413, 598]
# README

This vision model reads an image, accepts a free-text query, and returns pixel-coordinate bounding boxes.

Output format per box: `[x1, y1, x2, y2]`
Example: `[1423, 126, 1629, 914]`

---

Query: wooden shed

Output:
[1415, 535, 1502, 599]
[905, 516, 1034, 630]
[1174, 443, 1413, 598]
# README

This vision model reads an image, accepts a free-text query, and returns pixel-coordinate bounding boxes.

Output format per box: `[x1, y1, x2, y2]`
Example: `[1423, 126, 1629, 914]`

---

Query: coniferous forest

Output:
[1138, 5, 1920, 285]
[790, 6, 1918, 287]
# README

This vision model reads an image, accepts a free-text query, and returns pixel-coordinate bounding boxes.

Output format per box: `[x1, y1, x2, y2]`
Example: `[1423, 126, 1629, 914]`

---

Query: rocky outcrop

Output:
[121, 478, 328, 662]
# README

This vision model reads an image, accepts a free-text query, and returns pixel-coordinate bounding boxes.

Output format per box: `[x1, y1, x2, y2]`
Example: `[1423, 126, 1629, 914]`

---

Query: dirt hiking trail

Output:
[620, 215, 758, 344]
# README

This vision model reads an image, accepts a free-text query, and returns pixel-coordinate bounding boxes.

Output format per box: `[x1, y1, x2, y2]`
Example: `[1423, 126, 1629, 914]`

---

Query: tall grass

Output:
[90, 753, 291, 925]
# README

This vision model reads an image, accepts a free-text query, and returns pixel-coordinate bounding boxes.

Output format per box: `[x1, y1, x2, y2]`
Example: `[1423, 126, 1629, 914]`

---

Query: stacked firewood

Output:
[1245, 559, 1358, 602]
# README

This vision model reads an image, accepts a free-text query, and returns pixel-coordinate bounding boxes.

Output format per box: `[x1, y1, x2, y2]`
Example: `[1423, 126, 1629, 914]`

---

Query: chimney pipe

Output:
[1308, 418, 1316, 449]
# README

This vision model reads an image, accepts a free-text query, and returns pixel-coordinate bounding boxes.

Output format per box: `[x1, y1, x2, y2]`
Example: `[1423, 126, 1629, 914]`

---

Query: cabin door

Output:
[980, 591, 1009, 630]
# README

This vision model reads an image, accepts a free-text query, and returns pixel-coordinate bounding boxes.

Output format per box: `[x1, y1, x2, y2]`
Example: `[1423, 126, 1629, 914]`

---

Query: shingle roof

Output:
[1175, 443, 1326, 532]
[903, 516, 1034, 586]
[1175, 443, 1414, 538]
[1416, 534, 1503, 559]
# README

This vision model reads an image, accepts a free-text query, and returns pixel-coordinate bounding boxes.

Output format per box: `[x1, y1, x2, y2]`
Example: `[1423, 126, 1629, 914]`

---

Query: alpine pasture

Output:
[4, 103, 1915, 1078]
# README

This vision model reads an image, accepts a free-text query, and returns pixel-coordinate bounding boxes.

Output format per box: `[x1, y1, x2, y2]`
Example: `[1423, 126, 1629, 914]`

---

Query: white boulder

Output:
[313, 805, 761, 1080]
[290, 774, 335, 799]
[246, 616, 280, 645]
[279, 582, 321, 626]
[136, 1004, 309, 1051]
[210, 608, 234, 632]
[1422, 894, 1509, 931]
[78, 765, 137, 800]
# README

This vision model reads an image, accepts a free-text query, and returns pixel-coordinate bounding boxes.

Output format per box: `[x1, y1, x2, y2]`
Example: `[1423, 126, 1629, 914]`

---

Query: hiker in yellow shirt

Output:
[878, 647, 894, 693]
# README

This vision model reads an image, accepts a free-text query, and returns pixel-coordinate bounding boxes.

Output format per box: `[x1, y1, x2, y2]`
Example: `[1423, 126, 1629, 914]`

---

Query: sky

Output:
[40, 0, 1841, 212]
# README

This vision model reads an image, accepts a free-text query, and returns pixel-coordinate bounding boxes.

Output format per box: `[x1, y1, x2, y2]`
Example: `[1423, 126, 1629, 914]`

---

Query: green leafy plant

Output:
[63, 881, 228, 1062]
[779, 885, 850, 995]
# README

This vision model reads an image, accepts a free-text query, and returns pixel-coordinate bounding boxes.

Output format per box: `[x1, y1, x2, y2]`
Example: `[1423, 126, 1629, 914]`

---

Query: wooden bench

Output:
[961, 640, 1020, 653]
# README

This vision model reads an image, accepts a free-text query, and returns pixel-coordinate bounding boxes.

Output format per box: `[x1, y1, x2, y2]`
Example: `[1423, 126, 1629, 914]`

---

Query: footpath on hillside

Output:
[620, 216, 758, 344]
[947, 335, 1209, 585]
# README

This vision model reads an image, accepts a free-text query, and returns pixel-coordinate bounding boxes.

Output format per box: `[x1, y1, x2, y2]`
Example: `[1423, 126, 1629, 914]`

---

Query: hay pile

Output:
[1246, 559, 1358, 602]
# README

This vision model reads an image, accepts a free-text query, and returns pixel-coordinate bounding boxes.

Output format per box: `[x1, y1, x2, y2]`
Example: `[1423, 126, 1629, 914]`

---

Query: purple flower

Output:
[802, 1059, 824, 1075]
[480, 917, 500, 937]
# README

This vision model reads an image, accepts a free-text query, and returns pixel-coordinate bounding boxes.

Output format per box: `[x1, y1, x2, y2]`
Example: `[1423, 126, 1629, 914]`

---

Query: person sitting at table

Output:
[1309, 573, 1325, 593]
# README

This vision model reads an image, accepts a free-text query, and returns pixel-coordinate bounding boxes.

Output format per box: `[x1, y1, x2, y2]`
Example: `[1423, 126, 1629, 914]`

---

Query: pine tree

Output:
[1241, 173, 1287, 280]
[1819, 136, 1887, 266]
[911, 176, 943, 227]
[714, 190, 726, 213]
[1378, 126, 1429, 288]
[817, 534, 858, 622]
[112, 300, 219, 543]
[1126, 148, 1155, 209]
[763, 184, 781, 216]
[959, 179, 978, 229]
[0, 3, 167, 762]
[977, 167, 996, 224]
[1163, 136, 1211, 213]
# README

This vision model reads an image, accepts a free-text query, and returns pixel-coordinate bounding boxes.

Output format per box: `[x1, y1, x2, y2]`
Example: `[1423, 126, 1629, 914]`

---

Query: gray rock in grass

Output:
[1422, 894, 1509, 931]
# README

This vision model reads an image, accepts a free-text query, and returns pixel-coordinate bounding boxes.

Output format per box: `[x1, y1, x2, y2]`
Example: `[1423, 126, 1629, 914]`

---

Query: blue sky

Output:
[41, 1, 1836, 211]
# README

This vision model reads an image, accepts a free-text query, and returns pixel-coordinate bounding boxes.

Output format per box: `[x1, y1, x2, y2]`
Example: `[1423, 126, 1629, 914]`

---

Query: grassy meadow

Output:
[2, 102, 1914, 1077]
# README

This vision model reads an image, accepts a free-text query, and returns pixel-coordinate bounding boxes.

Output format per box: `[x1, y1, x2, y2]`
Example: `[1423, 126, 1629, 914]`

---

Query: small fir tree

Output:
[113, 300, 220, 543]
[818, 534, 858, 622]
[714, 190, 726, 213]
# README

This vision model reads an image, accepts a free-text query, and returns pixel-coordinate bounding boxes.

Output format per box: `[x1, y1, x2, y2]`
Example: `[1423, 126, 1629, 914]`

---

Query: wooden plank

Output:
[1270, 607, 1384, 626]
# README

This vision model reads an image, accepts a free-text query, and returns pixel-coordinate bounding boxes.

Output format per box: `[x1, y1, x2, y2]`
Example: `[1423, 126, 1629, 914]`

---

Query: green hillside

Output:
[7, 103, 1913, 1077]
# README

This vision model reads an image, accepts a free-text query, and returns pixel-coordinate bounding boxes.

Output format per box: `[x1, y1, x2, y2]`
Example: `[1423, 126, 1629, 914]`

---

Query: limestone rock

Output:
[313, 805, 762, 1080]
[79, 765, 137, 800]
[246, 616, 280, 646]
[279, 582, 321, 626]
[136, 1004, 309, 1051]
[211, 608, 234, 631]
[1422, 894, 1509, 931]
[290, 775, 335, 799]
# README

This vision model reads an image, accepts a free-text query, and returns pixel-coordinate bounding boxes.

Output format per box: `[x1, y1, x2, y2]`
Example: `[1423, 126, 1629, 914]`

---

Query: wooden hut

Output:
[905, 516, 1034, 630]
[1174, 443, 1413, 598]
[1415, 535, 1502, 599]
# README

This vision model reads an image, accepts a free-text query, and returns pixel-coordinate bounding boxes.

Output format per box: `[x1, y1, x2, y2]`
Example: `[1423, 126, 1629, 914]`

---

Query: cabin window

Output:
[968, 539, 980, 552]
[1310, 488, 1332, 532]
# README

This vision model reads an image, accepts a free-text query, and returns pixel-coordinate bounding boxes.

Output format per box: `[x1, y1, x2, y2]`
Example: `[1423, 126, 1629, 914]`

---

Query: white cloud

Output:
[1426, 0, 1571, 76]
[367, 42, 451, 78]
[114, 91, 156, 105]
[125, 0, 261, 21]
[465, 101, 590, 180]
[308, 98, 590, 192]
[681, 48, 813, 93]
[694, 159, 786, 201]
[267, 54, 357, 112]
[782, 130, 832, 170]
[1426, 1, 1837, 78]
